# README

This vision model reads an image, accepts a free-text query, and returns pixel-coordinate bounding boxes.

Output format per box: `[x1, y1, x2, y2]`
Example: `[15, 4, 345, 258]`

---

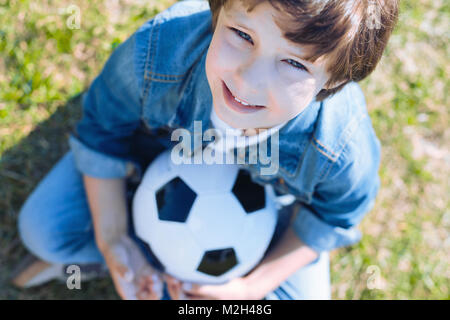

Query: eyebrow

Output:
[225, 10, 319, 68]
[224, 9, 248, 24]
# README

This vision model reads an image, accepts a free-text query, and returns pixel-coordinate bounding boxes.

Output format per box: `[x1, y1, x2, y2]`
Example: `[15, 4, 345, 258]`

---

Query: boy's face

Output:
[205, 0, 331, 130]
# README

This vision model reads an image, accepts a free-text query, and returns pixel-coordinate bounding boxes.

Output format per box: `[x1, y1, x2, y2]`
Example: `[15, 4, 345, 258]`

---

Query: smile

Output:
[221, 80, 265, 114]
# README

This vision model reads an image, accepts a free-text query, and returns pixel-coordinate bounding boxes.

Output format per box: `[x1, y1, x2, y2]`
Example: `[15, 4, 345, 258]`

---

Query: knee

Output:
[292, 251, 331, 300]
[17, 198, 63, 263]
[265, 251, 331, 300]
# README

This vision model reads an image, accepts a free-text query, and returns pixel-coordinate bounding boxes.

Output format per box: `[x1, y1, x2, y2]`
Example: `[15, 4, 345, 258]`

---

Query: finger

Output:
[112, 277, 127, 300]
[136, 290, 148, 300]
[137, 276, 149, 293]
[179, 291, 188, 300]
[178, 283, 194, 300]
[182, 282, 194, 292]
[135, 272, 164, 300]
[184, 292, 211, 300]
[164, 274, 176, 285]
[144, 275, 163, 299]
[163, 275, 176, 290]
[167, 280, 180, 300]
[112, 272, 137, 300]
[183, 283, 205, 296]
[103, 248, 128, 279]
[136, 276, 157, 300]
[111, 243, 134, 282]
[126, 240, 155, 279]
[164, 274, 189, 300]
[136, 281, 149, 300]
[165, 275, 182, 300]
[137, 287, 158, 300]
[151, 274, 164, 298]
[134, 265, 156, 289]
[137, 282, 157, 300]
[105, 245, 133, 282]
[111, 259, 132, 281]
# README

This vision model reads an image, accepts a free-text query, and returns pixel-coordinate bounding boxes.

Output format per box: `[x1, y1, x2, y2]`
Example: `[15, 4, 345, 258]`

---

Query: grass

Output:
[0, 0, 449, 299]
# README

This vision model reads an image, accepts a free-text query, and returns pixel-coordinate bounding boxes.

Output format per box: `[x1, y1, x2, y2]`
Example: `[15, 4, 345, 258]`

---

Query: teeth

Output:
[233, 96, 253, 106]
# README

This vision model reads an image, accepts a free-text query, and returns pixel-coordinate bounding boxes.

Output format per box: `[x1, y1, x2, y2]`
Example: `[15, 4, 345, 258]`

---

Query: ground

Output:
[0, 0, 448, 299]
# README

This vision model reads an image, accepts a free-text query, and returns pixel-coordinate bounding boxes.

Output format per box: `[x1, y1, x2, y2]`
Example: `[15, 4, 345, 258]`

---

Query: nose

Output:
[234, 56, 268, 96]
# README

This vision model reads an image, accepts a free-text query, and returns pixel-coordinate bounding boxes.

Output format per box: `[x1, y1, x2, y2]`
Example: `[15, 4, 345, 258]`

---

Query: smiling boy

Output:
[16, 0, 399, 300]
[206, 0, 333, 130]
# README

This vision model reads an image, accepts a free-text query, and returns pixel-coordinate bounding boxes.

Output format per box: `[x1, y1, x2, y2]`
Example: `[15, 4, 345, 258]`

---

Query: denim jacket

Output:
[69, 0, 381, 253]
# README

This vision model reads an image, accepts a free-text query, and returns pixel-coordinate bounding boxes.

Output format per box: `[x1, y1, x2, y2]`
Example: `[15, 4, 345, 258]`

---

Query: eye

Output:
[229, 27, 254, 45]
[284, 59, 309, 72]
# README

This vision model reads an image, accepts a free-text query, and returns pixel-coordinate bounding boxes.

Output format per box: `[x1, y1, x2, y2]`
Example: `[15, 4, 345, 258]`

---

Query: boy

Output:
[14, 0, 399, 299]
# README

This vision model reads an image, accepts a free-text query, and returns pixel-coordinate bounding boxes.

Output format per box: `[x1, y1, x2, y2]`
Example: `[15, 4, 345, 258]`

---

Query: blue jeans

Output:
[17, 151, 331, 300]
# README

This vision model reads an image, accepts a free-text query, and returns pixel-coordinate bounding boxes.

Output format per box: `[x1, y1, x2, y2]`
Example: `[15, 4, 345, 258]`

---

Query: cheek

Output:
[205, 37, 222, 88]
[273, 79, 317, 118]
[207, 33, 243, 76]
[289, 78, 317, 100]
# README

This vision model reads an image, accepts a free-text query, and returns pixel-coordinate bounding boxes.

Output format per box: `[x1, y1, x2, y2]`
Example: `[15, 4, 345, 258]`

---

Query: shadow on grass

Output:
[0, 94, 118, 299]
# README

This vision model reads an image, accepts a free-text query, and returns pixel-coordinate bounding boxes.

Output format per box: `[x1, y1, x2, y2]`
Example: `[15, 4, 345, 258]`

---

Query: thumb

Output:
[110, 241, 134, 282]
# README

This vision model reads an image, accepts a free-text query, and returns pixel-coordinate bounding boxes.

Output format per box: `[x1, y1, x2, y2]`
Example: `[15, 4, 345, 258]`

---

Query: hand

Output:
[164, 274, 188, 300]
[181, 277, 254, 300]
[100, 234, 164, 300]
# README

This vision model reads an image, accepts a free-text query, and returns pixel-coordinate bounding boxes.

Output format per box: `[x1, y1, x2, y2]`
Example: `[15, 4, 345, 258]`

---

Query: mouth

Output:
[221, 80, 266, 114]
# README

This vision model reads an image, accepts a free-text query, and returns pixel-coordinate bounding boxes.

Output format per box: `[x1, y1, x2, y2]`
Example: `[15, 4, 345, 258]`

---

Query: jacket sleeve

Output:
[69, 20, 154, 179]
[291, 120, 382, 253]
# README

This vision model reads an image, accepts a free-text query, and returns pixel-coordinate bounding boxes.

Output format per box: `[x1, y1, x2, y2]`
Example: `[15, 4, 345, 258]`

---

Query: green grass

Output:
[0, 0, 449, 299]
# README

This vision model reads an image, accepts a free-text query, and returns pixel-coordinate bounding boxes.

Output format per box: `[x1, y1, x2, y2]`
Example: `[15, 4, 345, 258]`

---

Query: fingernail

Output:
[151, 274, 159, 283]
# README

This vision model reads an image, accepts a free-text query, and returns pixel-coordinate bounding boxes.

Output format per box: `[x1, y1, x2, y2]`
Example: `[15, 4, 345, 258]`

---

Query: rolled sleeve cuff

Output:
[291, 205, 362, 253]
[68, 134, 141, 179]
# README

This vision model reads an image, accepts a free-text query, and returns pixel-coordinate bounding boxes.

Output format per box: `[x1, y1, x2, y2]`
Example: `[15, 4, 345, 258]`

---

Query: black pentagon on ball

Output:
[156, 177, 196, 222]
[197, 248, 238, 276]
[232, 169, 266, 213]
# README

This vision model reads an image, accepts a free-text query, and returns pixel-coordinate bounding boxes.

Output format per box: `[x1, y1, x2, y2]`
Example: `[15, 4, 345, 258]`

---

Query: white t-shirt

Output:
[208, 107, 297, 206]
[208, 106, 287, 154]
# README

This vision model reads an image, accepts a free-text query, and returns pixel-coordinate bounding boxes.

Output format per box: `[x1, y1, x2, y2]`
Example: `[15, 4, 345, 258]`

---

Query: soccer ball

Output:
[132, 150, 278, 285]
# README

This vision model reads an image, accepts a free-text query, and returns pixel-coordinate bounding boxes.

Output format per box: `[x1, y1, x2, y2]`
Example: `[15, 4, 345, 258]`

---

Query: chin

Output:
[213, 104, 241, 129]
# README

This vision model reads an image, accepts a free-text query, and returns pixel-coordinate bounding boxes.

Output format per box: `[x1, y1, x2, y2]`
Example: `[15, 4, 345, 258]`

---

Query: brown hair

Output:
[208, 0, 399, 101]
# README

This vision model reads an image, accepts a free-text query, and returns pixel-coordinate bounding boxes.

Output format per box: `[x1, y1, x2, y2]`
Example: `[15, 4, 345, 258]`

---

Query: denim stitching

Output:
[319, 156, 335, 182]
[311, 139, 338, 162]
[312, 137, 338, 158]
[145, 71, 186, 78]
[145, 77, 184, 83]
[142, 20, 157, 104]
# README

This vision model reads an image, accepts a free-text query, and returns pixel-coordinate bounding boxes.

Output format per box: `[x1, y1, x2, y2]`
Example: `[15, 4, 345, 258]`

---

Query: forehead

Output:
[222, 1, 293, 45]
[221, 0, 327, 67]
[222, 0, 281, 23]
